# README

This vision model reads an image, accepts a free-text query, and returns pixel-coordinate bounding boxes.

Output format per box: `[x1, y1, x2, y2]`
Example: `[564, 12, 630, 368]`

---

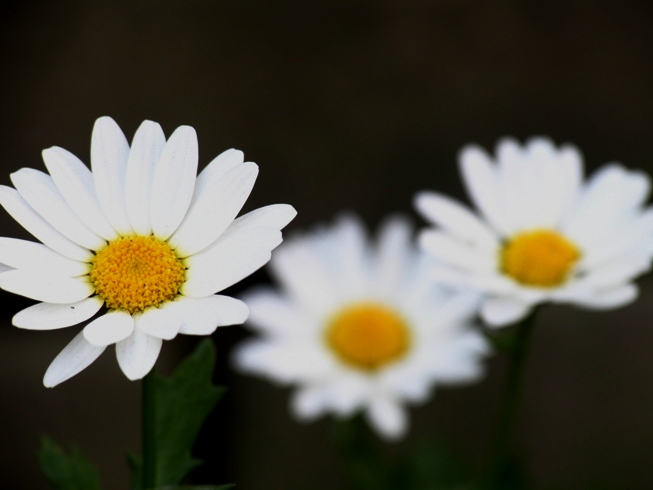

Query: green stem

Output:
[142, 370, 157, 490]
[485, 309, 538, 487]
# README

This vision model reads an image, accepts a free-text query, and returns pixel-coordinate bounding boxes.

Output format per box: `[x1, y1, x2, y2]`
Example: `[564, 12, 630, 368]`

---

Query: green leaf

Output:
[37, 436, 102, 490]
[131, 339, 226, 488]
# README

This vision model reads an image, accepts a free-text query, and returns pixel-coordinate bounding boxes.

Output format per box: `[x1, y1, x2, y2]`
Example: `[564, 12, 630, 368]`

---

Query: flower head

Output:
[0, 116, 296, 386]
[233, 215, 489, 440]
[414, 137, 653, 327]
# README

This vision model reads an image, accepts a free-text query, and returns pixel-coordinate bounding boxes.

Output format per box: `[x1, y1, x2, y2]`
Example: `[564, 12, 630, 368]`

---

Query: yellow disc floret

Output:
[326, 302, 411, 371]
[501, 229, 580, 288]
[89, 236, 185, 313]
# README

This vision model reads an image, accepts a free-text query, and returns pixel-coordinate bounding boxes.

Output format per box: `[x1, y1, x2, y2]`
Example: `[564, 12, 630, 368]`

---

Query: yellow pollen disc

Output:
[326, 302, 411, 371]
[89, 236, 185, 313]
[501, 229, 580, 288]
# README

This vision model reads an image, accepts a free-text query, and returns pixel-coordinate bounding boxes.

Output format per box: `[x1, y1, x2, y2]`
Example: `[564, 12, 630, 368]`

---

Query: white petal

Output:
[0, 237, 89, 276]
[177, 295, 249, 335]
[481, 296, 532, 327]
[0, 186, 92, 262]
[330, 215, 369, 297]
[563, 284, 639, 310]
[150, 125, 198, 240]
[168, 162, 259, 257]
[116, 324, 162, 380]
[366, 399, 408, 440]
[138, 302, 183, 340]
[13, 297, 103, 330]
[0, 270, 94, 303]
[83, 310, 134, 346]
[200, 148, 245, 182]
[183, 226, 282, 297]
[42, 146, 117, 240]
[459, 145, 511, 235]
[291, 387, 329, 421]
[242, 288, 309, 336]
[91, 116, 132, 235]
[11, 169, 106, 251]
[414, 191, 498, 248]
[372, 216, 411, 297]
[125, 120, 166, 235]
[418, 230, 495, 272]
[43, 331, 106, 387]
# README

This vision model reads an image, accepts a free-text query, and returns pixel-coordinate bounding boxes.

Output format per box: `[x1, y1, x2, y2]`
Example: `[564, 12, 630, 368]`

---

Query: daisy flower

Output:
[233, 215, 489, 440]
[414, 137, 653, 327]
[0, 116, 296, 387]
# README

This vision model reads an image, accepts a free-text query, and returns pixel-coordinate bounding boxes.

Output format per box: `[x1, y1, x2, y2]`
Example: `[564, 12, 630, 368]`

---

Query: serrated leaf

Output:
[132, 339, 226, 488]
[37, 436, 102, 490]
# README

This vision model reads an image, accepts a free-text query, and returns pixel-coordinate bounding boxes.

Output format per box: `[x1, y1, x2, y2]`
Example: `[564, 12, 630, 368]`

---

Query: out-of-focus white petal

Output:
[366, 399, 407, 440]
[42, 146, 117, 240]
[43, 331, 106, 387]
[91, 116, 132, 235]
[481, 296, 532, 327]
[13, 297, 103, 330]
[116, 324, 162, 380]
[414, 191, 498, 249]
[150, 125, 198, 240]
[125, 120, 166, 236]
[83, 310, 134, 346]
[0, 270, 94, 304]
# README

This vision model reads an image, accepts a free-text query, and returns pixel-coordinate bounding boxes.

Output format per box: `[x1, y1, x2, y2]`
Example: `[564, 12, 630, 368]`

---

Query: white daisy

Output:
[0, 116, 296, 387]
[233, 215, 489, 440]
[414, 137, 653, 327]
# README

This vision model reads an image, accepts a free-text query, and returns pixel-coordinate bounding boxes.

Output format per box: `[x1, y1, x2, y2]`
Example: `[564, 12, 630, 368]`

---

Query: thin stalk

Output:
[485, 309, 538, 487]
[142, 371, 157, 490]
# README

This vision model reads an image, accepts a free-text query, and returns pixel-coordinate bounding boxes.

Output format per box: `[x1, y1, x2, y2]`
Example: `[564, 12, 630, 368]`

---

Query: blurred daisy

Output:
[415, 137, 653, 327]
[234, 215, 489, 440]
[0, 116, 296, 387]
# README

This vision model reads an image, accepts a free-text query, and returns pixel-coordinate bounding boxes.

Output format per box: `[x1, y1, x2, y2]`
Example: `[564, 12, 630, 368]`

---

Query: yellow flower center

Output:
[326, 302, 411, 371]
[89, 236, 186, 313]
[501, 229, 580, 288]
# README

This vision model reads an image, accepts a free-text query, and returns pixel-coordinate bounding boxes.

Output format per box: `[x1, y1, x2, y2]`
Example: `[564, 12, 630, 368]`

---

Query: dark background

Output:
[2, 1, 653, 488]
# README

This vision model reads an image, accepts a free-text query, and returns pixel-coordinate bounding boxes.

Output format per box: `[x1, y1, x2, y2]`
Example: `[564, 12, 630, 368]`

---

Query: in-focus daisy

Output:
[415, 137, 653, 327]
[0, 116, 296, 387]
[233, 215, 489, 440]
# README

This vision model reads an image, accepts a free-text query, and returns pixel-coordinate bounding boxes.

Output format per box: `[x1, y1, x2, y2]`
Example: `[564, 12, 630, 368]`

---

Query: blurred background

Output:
[2, 1, 653, 488]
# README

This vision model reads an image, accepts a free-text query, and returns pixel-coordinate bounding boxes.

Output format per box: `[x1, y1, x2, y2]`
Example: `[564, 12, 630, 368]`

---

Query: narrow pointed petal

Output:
[150, 125, 198, 240]
[42, 146, 117, 240]
[11, 168, 106, 250]
[125, 120, 166, 235]
[0, 270, 94, 303]
[43, 331, 106, 387]
[138, 303, 182, 340]
[0, 186, 92, 262]
[116, 325, 162, 380]
[91, 116, 132, 235]
[0, 237, 89, 276]
[169, 162, 259, 257]
[83, 310, 134, 346]
[177, 295, 249, 335]
[13, 297, 103, 330]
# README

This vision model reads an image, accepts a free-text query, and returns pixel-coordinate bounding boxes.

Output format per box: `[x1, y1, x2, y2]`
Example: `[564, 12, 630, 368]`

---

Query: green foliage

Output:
[37, 437, 102, 490]
[152, 486, 235, 490]
[131, 339, 226, 489]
